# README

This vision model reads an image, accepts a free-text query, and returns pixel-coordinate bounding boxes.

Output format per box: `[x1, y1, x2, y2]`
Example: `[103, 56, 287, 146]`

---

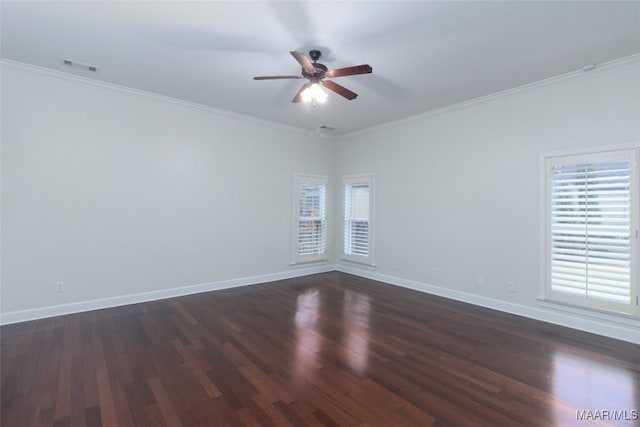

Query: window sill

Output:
[339, 258, 376, 268]
[290, 258, 329, 268]
[537, 298, 639, 326]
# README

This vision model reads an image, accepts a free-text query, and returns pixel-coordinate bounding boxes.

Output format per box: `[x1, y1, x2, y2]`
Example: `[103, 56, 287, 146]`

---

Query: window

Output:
[343, 174, 375, 265]
[545, 148, 638, 316]
[293, 174, 327, 263]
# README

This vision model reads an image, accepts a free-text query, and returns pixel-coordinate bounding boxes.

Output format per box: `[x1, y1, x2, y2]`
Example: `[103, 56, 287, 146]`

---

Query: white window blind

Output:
[546, 149, 638, 315]
[294, 175, 327, 263]
[343, 175, 374, 265]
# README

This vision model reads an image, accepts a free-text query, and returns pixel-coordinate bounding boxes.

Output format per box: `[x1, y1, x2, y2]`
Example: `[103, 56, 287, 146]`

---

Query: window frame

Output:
[543, 147, 639, 317]
[292, 173, 328, 264]
[342, 173, 376, 266]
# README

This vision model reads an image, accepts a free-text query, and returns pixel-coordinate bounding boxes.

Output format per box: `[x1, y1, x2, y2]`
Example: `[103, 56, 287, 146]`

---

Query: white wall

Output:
[3, 58, 639, 343]
[336, 60, 640, 341]
[1, 63, 335, 314]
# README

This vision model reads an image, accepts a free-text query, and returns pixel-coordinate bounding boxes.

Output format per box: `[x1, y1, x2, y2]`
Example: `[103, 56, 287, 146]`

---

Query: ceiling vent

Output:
[62, 59, 98, 72]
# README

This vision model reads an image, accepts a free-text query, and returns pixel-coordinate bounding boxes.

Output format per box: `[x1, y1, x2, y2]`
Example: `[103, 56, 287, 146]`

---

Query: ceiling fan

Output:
[253, 50, 372, 104]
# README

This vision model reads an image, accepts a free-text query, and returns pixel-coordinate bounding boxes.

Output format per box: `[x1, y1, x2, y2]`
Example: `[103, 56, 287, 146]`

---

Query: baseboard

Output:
[336, 264, 640, 345]
[5, 263, 638, 345]
[0, 264, 335, 325]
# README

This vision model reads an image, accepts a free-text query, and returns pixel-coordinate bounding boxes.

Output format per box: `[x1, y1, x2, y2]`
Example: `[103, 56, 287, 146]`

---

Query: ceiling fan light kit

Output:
[301, 83, 327, 105]
[253, 50, 372, 105]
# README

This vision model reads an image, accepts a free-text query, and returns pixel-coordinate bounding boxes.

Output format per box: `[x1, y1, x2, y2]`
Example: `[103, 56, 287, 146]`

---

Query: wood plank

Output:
[147, 378, 183, 427]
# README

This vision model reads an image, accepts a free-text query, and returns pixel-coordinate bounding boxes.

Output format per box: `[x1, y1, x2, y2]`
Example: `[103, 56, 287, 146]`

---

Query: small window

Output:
[293, 174, 327, 263]
[545, 148, 638, 316]
[343, 174, 375, 265]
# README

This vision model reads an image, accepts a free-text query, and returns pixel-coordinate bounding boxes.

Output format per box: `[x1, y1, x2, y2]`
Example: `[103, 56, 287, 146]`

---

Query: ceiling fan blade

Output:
[292, 82, 311, 103]
[322, 80, 358, 100]
[326, 64, 373, 78]
[290, 51, 316, 74]
[253, 75, 303, 80]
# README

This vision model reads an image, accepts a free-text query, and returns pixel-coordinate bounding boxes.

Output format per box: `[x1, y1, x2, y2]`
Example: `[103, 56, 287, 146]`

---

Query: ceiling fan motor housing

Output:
[302, 49, 327, 79]
[302, 61, 327, 79]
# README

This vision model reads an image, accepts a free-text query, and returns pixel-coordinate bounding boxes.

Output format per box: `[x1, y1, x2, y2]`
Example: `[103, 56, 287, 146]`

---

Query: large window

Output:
[343, 174, 375, 265]
[293, 174, 327, 263]
[545, 148, 638, 316]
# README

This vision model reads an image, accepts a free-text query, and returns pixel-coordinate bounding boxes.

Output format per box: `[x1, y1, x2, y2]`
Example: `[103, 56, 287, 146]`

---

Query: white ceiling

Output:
[2, 1, 639, 135]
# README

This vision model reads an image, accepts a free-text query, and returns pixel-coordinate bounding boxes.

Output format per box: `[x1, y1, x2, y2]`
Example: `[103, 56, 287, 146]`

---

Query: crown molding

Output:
[339, 53, 640, 140]
[3, 53, 639, 141]
[0, 59, 311, 136]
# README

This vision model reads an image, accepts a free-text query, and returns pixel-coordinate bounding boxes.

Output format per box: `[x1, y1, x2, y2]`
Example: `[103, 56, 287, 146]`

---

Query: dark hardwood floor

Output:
[2, 272, 639, 426]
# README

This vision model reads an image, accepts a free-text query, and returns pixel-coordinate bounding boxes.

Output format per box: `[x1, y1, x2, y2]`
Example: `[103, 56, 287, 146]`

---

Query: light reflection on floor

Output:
[293, 288, 373, 381]
[552, 350, 639, 426]
[342, 290, 371, 375]
[293, 289, 321, 381]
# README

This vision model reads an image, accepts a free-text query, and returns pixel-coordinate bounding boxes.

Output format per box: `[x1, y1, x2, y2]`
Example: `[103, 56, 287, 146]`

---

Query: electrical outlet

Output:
[508, 280, 516, 293]
[391, 260, 397, 272]
[55, 281, 64, 293]
[476, 275, 484, 286]
[431, 268, 438, 280]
